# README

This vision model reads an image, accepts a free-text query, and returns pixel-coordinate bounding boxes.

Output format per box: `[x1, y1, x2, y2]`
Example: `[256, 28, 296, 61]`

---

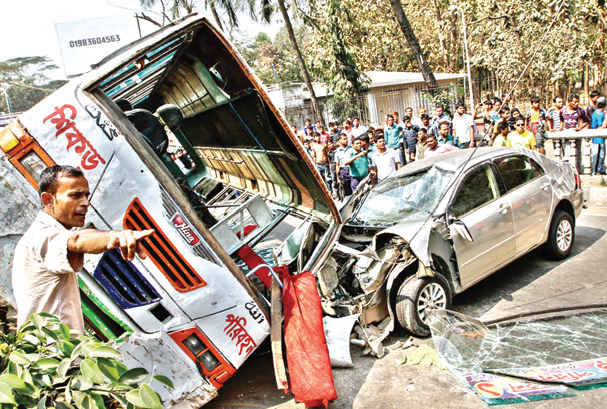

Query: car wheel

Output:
[395, 274, 452, 337]
[543, 210, 574, 260]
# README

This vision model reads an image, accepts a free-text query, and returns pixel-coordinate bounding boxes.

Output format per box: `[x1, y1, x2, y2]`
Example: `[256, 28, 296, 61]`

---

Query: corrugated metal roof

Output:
[302, 71, 466, 98]
[366, 71, 467, 88]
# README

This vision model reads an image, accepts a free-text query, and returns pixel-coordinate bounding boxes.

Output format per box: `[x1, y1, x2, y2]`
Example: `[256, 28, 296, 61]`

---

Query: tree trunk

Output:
[276, 0, 324, 123]
[208, 0, 224, 31]
[432, 0, 449, 71]
[390, 0, 438, 91]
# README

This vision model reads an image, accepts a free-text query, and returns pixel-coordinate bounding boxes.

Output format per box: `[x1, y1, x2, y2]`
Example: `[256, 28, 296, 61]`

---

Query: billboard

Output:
[55, 14, 141, 78]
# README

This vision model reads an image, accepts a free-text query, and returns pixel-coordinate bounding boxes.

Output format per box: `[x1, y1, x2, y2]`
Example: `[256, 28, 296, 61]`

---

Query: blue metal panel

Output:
[93, 249, 162, 309]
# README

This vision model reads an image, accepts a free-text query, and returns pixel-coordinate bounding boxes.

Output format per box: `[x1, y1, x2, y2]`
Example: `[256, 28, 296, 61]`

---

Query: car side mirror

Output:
[450, 219, 474, 242]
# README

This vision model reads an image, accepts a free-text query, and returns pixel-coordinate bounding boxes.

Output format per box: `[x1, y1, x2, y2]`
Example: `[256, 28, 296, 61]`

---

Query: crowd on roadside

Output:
[291, 90, 607, 200]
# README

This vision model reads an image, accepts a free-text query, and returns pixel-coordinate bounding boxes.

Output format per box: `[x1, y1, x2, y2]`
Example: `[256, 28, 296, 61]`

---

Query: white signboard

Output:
[55, 14, 141, 78]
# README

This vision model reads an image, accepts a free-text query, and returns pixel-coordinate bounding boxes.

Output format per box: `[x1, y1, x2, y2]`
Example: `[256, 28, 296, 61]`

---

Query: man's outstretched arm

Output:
[67, 229, 154, 265]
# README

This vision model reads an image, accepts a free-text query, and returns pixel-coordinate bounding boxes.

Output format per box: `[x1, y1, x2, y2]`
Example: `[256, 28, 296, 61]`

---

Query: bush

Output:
[0, 313, 173, 409]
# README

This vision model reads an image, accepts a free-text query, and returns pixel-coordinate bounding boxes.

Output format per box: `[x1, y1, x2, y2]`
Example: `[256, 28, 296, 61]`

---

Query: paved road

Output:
[206, 210, 607, 409]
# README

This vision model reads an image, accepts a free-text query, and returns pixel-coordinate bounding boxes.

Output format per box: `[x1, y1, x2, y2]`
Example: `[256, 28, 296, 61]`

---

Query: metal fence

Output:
[283, 82, 464, 128]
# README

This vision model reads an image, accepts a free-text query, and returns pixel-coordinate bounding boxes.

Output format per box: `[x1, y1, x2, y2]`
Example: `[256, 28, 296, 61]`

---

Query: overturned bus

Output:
[0, 15, 340, 407]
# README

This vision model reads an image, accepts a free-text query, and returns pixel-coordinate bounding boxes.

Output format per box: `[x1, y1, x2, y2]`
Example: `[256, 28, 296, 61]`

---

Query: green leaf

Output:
[139, 385, 162, 409]
[118, 368, 148, 385]
[72, 390, 86, 408]
[29, 314, 44, 331]
[151, 375, 174, 390]
[6, 362, 19, 376]
[65, 384, 73, 403]
[31, 358, 60, 370]
[0, 374, 27, 391]
[57, 402, 76, 409]
[88, 346, 121, 359]
[125, 390, 149, 408]
[37, 395, 46, 409]
[58, 358, 73, 379]
[90, 392, 106, 409]
[41, 326, 59, 341]
[70, 343, 84, 360]
[71, 374, 93, 391]
[81, 344, 97, 358]
[60, 324, 72, 340]
[59, 341, 75, 357]
[41, 375, 52, 388]
[109, 393, 127, 407]
[24, 353, 41, 362]
[97, 359, 121, 383]
[78, 394, 97, 409]
[0, 382, 16, 405]
[20, 370, 33, 386]
[37, 312, 58, 320]
[81, 360, 106, 384]
[8, 351, 31, 365]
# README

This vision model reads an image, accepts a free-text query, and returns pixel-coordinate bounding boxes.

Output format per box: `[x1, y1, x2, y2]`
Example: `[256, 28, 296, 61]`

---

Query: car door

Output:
[494, 156, 553, 254]
[450, 164, 516, 288]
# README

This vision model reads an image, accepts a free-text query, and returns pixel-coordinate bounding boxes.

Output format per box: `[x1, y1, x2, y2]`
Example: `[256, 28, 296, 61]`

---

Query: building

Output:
[267, 71, 467, 128]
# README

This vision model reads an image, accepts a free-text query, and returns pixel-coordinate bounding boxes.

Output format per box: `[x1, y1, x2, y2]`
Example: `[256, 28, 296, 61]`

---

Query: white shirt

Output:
[12, 212, 85, 333]
[351, 125, 368, 138]
[372, 148, 401, 182]
[452, 113, 475, 144]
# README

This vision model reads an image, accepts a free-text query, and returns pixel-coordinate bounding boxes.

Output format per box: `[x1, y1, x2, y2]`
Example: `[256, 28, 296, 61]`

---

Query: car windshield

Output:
[348, 166, 454, 227]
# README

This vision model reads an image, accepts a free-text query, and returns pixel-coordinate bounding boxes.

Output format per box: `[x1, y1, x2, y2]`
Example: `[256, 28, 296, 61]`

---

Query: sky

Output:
[1, 0, 282, 79]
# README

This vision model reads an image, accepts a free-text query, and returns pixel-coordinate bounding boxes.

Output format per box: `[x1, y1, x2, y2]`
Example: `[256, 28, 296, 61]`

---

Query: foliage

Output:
[303, 0, 370, 98]
[0, 313, 173, 409]
[421, 88, 457, 117]
[235, 28, 306, 85]
[0, 57, 67, 113]
[301, 0, 606, 103]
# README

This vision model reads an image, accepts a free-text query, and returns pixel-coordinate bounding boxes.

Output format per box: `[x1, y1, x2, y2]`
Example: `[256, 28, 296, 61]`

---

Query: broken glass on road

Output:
[428, 308, 607, 405]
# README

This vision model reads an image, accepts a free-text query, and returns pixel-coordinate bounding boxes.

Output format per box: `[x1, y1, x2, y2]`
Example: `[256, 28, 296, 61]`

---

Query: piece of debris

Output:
[397, 344, 446, 370]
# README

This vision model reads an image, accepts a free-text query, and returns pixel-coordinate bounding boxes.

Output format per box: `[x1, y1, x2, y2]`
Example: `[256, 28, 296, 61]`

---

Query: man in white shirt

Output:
[12, 165, 153, 333]
[371, 135, 401, 183]
[351, 117, 368, 138]
[452, 103, 476, 148]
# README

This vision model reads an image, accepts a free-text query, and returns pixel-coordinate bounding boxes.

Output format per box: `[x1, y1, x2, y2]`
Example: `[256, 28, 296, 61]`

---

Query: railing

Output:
[546, 129, 607, 174]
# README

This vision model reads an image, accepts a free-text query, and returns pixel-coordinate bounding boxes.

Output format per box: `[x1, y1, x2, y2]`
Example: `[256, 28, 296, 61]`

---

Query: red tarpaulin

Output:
[281, 272, 337, 408]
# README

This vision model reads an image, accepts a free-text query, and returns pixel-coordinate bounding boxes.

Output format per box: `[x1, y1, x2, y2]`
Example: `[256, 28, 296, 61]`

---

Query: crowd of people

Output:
[291, 90, 607, 200]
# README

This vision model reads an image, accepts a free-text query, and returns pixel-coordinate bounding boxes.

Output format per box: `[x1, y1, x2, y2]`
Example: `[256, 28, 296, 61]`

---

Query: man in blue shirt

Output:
[430, 105, 451, 129]
[343, 137, 370, 192]
[591, 97, 606, 175]
[437, 122, 455, 145]
[334, 133, 354, 198]
[384, 114, 403, 164]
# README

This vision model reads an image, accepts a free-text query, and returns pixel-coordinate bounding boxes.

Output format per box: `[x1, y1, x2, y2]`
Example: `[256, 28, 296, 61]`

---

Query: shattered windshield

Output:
[348, 166, 454, 227]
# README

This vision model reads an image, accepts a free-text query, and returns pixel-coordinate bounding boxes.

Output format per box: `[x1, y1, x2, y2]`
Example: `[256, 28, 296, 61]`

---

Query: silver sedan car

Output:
[320, 147, 584, 337]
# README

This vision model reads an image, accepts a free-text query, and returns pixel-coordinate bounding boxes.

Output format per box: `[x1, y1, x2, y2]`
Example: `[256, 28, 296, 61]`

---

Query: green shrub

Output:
[0, 313, 173, 409]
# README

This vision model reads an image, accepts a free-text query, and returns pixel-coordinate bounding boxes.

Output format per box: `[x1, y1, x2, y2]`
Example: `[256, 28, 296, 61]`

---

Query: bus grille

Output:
[123, 198, 207, 292]
[93, 249, 162, 309]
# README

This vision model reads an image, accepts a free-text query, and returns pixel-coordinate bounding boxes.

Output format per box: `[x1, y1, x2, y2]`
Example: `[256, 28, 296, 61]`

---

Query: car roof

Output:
[392, 147, 540, 177]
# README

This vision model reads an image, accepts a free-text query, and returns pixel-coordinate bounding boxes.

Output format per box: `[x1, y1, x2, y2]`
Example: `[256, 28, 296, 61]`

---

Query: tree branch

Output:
[469, 15, 509, 25]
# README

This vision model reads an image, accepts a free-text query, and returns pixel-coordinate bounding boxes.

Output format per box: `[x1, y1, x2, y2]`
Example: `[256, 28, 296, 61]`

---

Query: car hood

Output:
[370, 216, 436, 268]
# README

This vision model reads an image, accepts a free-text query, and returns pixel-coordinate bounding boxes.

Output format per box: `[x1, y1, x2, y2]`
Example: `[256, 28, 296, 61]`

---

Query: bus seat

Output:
[125, 109, 169, 156]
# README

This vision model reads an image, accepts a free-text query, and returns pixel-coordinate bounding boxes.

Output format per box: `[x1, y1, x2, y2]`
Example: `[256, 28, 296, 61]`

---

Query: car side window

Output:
[496, 156, 543, 191]
[452, 166, 498, 218]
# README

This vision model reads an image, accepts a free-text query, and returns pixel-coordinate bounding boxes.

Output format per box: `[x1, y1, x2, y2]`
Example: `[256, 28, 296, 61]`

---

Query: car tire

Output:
[543, 210, 574, 260]
[395, 274, 452, 337]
